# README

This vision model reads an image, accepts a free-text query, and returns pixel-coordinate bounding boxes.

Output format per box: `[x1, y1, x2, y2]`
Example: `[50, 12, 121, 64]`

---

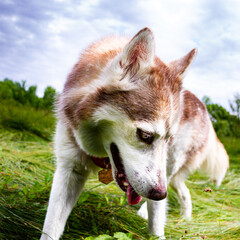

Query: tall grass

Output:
[0, 103, 239, 239]
[0, 100, 55, 141]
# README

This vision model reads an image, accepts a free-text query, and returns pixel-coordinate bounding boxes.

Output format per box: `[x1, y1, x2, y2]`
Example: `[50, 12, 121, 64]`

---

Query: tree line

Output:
[0, 78, 239, 138]
[202, 95, 240, 138]
[0, 78, 56, 110]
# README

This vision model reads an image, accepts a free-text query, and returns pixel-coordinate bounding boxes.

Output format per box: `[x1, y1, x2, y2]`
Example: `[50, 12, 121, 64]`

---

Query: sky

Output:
[0, 0, 240, 109]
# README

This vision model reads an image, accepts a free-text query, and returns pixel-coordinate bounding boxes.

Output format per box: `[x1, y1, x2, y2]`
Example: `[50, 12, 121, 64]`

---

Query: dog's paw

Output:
[137, 210, 148, 220]
[158, 235, 166, 240]
[181, 212, 192, 220]
[137, 202, 148, 220]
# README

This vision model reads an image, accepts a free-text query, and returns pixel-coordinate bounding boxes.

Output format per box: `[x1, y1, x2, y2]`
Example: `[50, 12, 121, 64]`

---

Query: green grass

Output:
[0, 105, 239, 239]
[0, 99, 55, 141]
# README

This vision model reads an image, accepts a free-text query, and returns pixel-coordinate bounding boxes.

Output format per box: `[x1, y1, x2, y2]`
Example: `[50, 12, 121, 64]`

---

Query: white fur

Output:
[134, 121, 156, 134]
[147, 199, 167, 239]
[41, 97, 228, 240]
[41, 106, 169, 239]
[41, 29, 228, 240]
[170, 173, 192, 218]
[137, 201, 148, 220]
[92, 105, 168, 198]
[200, 125, 229, 186]
[156, 119, 167, 137]
[40, 122, 95, 240]
[137, 199, 167, 240]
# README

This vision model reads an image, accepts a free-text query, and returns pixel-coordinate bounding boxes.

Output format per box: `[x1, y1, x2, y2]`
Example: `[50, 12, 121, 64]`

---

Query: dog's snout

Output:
[147, 188, 167, 200]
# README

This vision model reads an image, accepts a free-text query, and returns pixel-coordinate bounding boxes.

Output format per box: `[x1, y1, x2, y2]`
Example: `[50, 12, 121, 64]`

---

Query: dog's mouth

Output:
[110, 143, 142, 205]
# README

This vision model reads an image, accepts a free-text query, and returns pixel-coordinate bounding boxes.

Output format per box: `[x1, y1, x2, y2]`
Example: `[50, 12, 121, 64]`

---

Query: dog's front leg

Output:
[147, 198, 167, 240]
[40, 163, 90, 240]
[170, 173, 192, 219]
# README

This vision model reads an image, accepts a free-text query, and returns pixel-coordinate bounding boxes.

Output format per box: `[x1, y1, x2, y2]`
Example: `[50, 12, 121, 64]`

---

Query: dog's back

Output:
[168, 90, 229, 183]
[164, 89, 229, 218]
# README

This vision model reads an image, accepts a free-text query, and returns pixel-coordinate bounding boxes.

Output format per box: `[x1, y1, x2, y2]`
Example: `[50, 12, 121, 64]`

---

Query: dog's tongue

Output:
[127, 184, 142, 205]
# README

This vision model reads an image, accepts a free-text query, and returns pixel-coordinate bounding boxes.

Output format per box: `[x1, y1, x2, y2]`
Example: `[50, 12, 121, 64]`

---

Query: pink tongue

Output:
[127, 184, 142, 205]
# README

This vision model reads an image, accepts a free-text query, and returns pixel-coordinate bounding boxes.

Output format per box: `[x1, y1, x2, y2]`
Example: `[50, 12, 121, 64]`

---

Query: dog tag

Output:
[98, 168, 113, 184]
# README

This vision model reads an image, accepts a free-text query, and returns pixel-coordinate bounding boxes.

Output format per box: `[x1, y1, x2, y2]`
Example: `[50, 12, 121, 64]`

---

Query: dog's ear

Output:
[119, 27, 155, 80]
[168, 48, 197, 78]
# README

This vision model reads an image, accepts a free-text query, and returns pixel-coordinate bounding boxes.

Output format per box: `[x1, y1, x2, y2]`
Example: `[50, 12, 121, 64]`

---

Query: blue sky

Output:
[0, 0, 240, 109]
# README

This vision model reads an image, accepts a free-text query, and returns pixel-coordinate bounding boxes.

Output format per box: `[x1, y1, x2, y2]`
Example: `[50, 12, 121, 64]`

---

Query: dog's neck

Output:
[91, 156, 111, 169]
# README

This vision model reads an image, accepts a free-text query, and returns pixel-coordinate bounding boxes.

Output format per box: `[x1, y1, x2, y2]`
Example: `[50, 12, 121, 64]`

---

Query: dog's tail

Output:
[200, 125, 229, 187]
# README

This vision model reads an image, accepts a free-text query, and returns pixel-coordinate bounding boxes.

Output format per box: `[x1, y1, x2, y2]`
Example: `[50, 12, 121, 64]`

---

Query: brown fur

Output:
[64, 37, 129, 90]
[60, 62, 183, 129]
[181, 90, 207, 123]
[179, 90, 210, 171]
[41, 28, 229, 240]
[58, 31, 195, 132]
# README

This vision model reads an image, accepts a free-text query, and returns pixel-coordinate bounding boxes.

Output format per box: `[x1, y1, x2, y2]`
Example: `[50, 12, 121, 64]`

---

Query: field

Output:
[0, 103, 240, 239]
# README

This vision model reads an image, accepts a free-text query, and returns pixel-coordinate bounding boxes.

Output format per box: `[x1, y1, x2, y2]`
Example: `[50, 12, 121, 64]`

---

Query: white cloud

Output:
[130, 0, 240, 108]
[137, 0, 204, 58]
[0, 0, 239, 110]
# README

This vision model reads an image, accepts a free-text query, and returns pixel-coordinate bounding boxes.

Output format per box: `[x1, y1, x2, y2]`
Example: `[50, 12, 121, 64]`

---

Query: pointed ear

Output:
[119, 27, 155, 79]
[168, 48, 197, 77]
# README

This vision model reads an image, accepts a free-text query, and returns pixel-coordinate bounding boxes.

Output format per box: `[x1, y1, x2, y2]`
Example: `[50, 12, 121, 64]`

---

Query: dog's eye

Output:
[136, 128, 154, 144]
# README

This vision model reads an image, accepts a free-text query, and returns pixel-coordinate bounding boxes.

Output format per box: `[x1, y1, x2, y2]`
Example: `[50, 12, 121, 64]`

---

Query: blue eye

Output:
[136, 128, 154, 144]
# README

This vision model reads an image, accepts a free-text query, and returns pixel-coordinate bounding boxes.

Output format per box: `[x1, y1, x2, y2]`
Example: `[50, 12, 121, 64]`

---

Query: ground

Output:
[0, 128, 239, 239]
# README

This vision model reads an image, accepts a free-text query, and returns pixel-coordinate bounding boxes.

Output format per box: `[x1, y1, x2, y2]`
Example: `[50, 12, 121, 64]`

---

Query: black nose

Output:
[148, 188, 167, 200]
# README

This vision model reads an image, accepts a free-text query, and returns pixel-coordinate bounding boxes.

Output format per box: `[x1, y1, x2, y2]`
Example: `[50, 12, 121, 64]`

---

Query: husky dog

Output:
[40, 28, 229, 240]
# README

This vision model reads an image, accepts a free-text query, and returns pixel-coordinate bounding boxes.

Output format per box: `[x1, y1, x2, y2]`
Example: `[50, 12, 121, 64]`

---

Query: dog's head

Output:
[76, 28, 196, 204]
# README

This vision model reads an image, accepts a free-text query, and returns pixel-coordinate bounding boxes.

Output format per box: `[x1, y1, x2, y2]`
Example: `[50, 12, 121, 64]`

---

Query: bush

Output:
[0, 100, 55, 141]
[0, 78, 56, 110]
[202, 95, 240, 138]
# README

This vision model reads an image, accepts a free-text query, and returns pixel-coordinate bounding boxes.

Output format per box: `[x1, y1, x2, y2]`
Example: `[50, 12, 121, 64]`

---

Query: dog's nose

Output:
[148, 188, 167, 200]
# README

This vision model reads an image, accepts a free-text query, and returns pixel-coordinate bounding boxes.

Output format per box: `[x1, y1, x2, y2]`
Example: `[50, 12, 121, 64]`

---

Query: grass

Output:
[0, 99, 55, 141]
[0, 104, 239, 239]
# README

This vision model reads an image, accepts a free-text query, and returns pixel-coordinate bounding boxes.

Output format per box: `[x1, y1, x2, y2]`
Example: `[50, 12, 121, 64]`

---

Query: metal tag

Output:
[98, 168, 113, 184]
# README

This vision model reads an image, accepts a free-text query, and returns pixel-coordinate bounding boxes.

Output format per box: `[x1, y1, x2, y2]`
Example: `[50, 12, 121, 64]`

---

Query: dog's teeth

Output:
[123, 182, 129, 186]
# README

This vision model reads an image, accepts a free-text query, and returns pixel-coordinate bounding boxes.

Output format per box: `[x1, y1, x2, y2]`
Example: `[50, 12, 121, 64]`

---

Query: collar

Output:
[91, 156, 112, 169]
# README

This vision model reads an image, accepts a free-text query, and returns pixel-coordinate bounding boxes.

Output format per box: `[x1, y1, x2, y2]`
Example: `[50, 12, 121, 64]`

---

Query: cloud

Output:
[0, 0, 239, 109]
[183, 0, 240, 106]
[134, 0, 240, 107]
